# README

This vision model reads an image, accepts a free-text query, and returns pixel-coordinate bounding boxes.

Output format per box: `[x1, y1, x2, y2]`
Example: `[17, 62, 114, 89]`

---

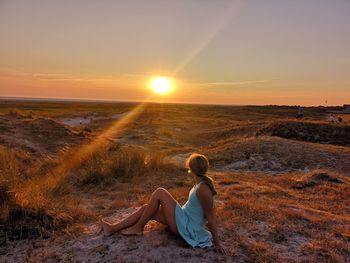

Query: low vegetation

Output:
[0, 101, 349, 262]
[0, 143, 173, 244]
[258, 120, 350, 146]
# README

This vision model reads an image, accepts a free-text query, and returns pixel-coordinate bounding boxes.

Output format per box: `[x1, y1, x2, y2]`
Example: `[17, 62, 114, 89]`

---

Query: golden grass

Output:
[74, 145, 170, 186]
[0, 141, 171, 241]
[213, 170, 350, 261]
[0, 101, 135, 118]
[235, 237, 282, 263]
[1, 101, 349, 261]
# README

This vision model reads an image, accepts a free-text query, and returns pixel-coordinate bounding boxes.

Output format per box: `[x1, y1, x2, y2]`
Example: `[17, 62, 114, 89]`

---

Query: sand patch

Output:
[0, 114, 86, 154]
[2, 208, 231, 263]
[60, 112, 129, 127]
[165, 153, 193, 167]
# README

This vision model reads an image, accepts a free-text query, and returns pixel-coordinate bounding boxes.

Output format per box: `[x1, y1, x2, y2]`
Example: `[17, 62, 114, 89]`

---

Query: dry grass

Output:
[0, 142, 173, 243]
[74, 144, 170, 186]
[208, 136, 350, 174]
[1, 101, 349, 261]
[258, 120, 350, 146]
[0, 147, 63, 241]
[213, 170, 350, 262]
[0, 101, 135, 118]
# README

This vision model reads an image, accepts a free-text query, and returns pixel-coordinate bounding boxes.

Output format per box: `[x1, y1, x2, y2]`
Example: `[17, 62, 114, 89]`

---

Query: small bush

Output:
[77, 145, 167, 186]
[0, 147, 80, 242]
[109, 146, 147, 178]
[292, 170, 343, 190]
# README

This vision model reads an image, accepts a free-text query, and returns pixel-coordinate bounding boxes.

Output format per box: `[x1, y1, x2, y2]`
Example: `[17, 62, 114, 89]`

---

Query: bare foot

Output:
[121, 226, 143, 236]
[100, 219, 115, 236]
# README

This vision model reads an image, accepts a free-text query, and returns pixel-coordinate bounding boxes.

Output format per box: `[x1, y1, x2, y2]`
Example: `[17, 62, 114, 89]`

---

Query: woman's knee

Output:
[152, 188, 176, 206]
[149, 188, 165, 203]
[153, 187, 167, 197]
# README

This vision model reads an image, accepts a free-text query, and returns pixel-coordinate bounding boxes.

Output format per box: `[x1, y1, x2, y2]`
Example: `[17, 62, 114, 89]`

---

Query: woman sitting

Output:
[101, 153, 228, 255]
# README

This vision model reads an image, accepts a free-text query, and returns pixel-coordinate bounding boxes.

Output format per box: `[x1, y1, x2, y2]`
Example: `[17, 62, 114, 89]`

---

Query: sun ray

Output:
[20, 99, 151, 199]
[171, 1, 245, 77]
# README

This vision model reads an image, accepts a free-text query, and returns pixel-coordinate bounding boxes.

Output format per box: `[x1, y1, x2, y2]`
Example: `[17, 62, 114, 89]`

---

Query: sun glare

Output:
[151, 76, 172, 95]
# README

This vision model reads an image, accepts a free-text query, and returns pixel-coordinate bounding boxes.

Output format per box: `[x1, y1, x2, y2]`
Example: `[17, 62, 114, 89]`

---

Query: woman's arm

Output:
[197, 185, 229, 255]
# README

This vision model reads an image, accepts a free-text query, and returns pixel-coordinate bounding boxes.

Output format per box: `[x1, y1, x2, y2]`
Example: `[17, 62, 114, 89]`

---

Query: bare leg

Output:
[101, 204, 170, 236]
[121, 188, 178, 235]
[152, 205, 167, 225]
[101, 205, 146, 235]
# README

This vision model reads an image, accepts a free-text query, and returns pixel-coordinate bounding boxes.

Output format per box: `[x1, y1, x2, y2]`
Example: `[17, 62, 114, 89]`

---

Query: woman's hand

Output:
[215, 243, 229, 255]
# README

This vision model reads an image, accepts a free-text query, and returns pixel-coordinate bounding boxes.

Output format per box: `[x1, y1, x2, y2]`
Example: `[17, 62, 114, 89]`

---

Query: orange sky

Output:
[1, 0, 349, 106]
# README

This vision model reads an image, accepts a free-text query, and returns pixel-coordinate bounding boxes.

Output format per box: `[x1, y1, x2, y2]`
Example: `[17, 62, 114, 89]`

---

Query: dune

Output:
[0, 102, 349, 262]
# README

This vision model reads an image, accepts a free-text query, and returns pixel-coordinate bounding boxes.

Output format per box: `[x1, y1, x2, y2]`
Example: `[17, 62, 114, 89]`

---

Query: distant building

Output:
[343, 104, 350, 113]
[327, 104, 350, 114]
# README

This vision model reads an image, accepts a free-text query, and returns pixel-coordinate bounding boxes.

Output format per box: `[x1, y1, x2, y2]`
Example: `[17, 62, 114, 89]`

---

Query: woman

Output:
[101, 153, 228, 255]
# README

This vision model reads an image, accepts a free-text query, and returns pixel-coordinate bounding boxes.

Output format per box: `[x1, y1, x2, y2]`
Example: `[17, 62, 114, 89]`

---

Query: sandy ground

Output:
[1, 104, 349, 262]
[3, 168, 349, 262]
[1, 208, 231, 263]
[0, 113, 86, 154]
[61, 112, 129, 127]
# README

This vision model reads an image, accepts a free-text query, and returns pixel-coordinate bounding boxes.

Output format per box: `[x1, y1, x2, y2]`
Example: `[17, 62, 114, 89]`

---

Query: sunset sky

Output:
[0, 0, 349, 105]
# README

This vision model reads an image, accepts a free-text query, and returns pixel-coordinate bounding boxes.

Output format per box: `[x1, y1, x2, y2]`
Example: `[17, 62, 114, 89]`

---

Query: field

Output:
[0, 99, 349, 262]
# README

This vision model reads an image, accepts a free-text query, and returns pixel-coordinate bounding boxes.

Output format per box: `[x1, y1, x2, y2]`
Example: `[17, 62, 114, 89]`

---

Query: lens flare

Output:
[20, 101, 147, 200]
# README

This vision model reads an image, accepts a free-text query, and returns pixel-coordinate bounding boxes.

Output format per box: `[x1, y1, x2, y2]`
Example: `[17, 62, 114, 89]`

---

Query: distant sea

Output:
[0, 96, 138, 103]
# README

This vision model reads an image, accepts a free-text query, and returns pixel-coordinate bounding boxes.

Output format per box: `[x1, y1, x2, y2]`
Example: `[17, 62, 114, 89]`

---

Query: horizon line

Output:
[0, 95, 345, 107]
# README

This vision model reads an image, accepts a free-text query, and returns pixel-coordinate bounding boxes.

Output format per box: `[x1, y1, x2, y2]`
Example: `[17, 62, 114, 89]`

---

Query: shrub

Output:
[0, 147, 78, 242]
[77, 145, 167, 186]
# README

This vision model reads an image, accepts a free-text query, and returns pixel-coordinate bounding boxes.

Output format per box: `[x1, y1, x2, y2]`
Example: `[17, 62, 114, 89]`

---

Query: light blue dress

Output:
[175, 182, 213, 248]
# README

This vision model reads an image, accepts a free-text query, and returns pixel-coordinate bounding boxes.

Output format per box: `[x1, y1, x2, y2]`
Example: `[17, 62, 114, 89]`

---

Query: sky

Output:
[0, 0, 349, 105]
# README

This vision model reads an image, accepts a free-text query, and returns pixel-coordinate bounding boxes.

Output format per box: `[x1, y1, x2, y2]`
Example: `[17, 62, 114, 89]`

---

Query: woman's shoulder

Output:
[196, 182, 213, 198]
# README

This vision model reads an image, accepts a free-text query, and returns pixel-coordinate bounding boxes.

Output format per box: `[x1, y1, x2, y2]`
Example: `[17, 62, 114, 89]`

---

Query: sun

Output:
[150, 76, 172, 95]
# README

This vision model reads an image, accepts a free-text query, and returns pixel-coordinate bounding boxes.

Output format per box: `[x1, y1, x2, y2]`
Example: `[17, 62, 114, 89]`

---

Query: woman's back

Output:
[175, 182, 213, 248]
[182, 183, 207, 226]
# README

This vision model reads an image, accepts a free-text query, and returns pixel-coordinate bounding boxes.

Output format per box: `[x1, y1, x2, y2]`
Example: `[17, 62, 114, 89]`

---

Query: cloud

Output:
[196, 79, 274, 93]
[1, 71, 121, 82]
[199, 80, 270, 87]
[32, 73, 87, 81]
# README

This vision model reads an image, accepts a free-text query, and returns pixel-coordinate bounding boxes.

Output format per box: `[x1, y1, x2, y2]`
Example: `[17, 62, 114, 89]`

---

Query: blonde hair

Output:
[186, 153, 217, 195]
